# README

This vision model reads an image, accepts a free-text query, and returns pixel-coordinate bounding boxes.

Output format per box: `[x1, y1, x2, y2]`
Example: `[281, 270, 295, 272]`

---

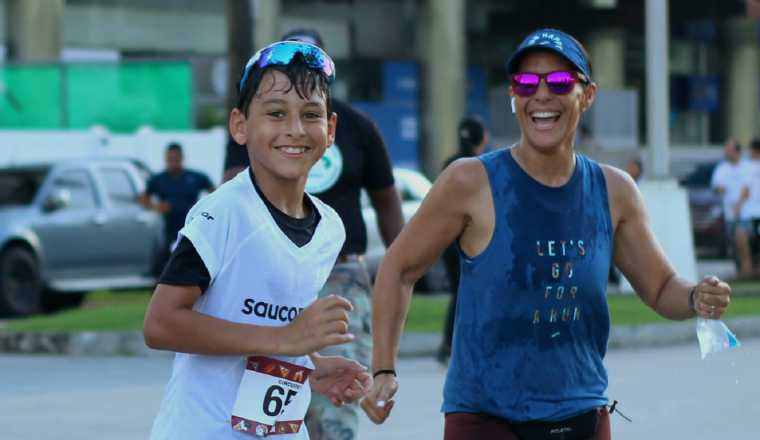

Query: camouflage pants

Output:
[306, 259, 372, 440]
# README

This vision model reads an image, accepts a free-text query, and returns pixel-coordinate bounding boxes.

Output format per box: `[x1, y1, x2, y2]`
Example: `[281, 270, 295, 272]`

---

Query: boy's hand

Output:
[310, 355, 372, 405]
[278, 295, 354, 356]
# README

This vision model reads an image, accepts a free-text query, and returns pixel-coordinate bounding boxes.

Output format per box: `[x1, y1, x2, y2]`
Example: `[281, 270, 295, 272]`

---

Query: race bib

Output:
[231, 356, 313, 437]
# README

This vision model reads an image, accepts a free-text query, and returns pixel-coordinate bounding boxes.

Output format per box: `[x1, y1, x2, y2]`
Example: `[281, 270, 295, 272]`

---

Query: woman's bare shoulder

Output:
[600, 163, 638, 198]
[439, 157, 489, 193]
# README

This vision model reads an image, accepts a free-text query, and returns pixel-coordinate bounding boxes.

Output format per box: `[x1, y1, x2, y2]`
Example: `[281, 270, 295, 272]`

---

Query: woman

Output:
[360, 29, 731, 439]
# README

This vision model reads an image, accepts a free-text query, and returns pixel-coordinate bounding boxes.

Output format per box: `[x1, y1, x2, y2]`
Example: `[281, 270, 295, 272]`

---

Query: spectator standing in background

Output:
[140, 142, 214, 269]
[438, 115, 489, 364]
[223, 29, 404, 440]
[732, 139, 760, 278]
[710, 138, 750, 274]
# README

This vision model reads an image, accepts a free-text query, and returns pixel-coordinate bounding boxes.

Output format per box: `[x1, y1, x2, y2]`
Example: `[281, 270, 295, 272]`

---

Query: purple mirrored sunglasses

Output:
[511, 70, 588, 97]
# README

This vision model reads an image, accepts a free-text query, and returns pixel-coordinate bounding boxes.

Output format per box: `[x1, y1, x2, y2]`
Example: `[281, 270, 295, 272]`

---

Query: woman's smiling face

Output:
[511, 50, 596, 153]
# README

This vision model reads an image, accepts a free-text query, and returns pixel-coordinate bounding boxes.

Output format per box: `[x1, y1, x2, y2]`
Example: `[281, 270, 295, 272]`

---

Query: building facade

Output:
[1, 0, 758, 174]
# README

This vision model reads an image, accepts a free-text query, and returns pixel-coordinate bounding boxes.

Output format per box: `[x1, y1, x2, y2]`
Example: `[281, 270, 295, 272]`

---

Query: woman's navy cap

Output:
[506, 29, 592, 80]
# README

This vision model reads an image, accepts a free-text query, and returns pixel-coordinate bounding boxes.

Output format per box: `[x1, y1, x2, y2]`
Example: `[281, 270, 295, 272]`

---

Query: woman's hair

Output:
[235, 53, 332, 117]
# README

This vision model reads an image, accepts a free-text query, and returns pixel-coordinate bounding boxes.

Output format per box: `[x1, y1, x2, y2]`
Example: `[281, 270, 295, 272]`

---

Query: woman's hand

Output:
[360, 373, 398, 424]
[693, 275, 731, 319]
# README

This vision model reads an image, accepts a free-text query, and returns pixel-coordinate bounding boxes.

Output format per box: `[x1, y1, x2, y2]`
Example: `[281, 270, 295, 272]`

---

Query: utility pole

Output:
[6, 0, 63, 62]
[223, 0, 255, 180]
[226, 0, 254, 114]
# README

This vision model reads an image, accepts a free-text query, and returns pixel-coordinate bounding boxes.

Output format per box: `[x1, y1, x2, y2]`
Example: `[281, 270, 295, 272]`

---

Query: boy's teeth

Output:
[282, 147, 305, 154]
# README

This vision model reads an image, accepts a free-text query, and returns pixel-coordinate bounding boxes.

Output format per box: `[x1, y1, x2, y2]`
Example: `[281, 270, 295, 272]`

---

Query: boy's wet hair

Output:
[235, 53, 332, 117]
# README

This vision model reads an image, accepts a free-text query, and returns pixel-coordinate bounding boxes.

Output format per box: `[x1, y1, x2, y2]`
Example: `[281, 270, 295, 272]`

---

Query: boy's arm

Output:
[308, 353, 371, 405]
[143, 284, 355, 356]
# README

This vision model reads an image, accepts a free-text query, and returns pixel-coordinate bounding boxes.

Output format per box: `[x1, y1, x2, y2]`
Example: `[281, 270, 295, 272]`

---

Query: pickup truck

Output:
[0, 158, 164, 317]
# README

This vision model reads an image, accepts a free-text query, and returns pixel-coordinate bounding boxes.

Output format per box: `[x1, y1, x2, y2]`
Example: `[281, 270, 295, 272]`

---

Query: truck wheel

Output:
[0, 247, 42, 317]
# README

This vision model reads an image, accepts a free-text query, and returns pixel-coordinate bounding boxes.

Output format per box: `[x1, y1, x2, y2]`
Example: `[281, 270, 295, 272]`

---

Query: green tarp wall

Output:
[0, 61, 192, 132]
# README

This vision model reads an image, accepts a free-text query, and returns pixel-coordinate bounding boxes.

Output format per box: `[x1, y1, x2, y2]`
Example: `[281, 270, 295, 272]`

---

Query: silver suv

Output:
[0, 158, 164, 317]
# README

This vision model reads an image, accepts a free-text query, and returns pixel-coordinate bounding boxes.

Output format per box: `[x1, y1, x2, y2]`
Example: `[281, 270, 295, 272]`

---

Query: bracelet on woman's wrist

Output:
[372, 369, 397, 379]
[688, 285, 697, 313]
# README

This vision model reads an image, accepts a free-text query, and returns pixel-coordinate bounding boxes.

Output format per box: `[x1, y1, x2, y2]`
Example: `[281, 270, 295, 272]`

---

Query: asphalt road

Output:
[1, 339, 757, 439]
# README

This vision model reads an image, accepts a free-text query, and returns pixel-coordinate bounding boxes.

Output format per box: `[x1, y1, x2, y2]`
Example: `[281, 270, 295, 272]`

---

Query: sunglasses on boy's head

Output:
[510, 70, 588, 97]
[238, 41, 336, 92]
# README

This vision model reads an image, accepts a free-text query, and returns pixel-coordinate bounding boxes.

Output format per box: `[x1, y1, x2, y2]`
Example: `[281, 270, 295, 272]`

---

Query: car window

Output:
[0, 167, 48, 206]
[53, 170, 97, 210]
[99, 167, 137, 206]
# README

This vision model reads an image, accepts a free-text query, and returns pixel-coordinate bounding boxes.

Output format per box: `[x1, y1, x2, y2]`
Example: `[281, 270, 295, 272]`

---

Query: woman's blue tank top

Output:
[442, 148, 613, 422]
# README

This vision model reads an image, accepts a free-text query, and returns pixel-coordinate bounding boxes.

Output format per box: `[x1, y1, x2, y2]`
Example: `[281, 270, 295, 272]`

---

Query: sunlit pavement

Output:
[1, 339, 757, 440]
[359, 340, 758, 440]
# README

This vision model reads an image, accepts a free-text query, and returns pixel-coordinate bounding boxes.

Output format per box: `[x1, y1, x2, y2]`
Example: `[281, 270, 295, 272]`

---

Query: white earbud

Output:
[510, 97, 516, 114]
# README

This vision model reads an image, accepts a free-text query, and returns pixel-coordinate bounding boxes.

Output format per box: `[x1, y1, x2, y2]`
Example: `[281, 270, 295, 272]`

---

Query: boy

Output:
[144, 41, 371, 439]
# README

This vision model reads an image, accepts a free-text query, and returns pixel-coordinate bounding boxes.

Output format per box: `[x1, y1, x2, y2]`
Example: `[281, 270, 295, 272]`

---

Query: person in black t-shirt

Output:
[223, 29, 404, 440]
[140, 142, 214, 270]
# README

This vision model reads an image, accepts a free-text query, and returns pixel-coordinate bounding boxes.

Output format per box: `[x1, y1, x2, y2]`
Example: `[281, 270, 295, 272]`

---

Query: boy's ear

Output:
[229, 108, 248, 145]
[326, 111, 338, 146]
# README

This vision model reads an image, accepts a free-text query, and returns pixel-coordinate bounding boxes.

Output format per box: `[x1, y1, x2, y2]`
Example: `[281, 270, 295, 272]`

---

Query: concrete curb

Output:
[608, 316, 760, 350]
[0, 330, 167, 357]
[2, 317, 759, 357]
[399, 316, 760, 357]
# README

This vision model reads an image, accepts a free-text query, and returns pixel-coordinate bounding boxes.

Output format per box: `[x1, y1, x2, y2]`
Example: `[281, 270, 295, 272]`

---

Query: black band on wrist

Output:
[373, 369, 397, 379]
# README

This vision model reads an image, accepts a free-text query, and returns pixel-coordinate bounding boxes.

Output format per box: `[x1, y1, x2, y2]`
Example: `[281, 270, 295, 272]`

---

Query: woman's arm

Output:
[605, 166, 731, 320]
[363, 158, 490, 424]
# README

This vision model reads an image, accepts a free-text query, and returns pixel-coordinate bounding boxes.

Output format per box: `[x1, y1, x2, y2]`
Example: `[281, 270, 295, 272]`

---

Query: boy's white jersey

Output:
[150, 169, 345, 440]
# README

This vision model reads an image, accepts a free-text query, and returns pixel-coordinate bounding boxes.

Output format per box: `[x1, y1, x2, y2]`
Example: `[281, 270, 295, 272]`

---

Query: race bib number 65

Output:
[231, 356, 313, 437]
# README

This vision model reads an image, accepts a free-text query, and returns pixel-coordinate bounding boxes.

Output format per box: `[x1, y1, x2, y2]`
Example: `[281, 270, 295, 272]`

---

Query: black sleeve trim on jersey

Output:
[158, 236, 211, 292]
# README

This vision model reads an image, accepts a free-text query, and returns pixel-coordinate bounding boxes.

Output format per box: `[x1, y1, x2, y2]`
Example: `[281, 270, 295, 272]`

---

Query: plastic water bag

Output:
[696, 317, 741, 359]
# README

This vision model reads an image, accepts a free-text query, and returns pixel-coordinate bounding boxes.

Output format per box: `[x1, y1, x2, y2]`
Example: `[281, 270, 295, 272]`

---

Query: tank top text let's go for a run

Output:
[150, 169, 345, 440]
[443, 148, 613, 423]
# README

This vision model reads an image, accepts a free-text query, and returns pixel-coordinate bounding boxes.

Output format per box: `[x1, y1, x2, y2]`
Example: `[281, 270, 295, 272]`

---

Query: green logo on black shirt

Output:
[306, 143, 343, 194]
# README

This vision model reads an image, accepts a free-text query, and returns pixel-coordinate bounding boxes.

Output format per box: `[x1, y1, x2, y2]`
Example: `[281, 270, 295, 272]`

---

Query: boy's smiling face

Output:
[229, 69, 336, 185]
